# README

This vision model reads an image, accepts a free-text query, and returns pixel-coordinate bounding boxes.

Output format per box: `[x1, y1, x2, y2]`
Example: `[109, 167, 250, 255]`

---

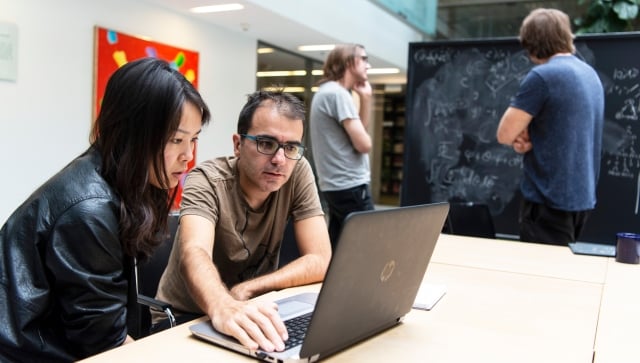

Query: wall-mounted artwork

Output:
[94, 26, 200, 211]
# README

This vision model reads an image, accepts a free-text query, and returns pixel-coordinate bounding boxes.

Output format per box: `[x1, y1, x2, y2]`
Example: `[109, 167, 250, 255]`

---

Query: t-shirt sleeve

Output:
[510, 70, 548, 117]
[333, 88, 360, 124]
[180, 165, 219, 224]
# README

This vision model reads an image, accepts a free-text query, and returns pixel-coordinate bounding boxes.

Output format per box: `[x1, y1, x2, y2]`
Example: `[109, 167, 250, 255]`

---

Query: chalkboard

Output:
[403, 33, 640, 244]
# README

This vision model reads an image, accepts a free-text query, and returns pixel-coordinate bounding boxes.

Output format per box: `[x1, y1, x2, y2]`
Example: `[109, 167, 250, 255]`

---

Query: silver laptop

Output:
[190, 202, 450, 362]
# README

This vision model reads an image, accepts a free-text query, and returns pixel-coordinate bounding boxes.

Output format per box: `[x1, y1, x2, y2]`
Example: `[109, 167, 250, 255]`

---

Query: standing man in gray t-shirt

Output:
[309, 43, 375, 248]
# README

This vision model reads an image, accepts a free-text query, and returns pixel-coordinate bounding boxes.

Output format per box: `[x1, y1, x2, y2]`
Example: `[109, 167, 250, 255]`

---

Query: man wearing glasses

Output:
[309, 43, 374, 248]
[154, 91, 331, 353]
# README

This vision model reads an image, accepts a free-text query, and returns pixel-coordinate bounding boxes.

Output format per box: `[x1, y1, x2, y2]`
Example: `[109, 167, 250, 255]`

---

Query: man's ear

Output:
[232, 134, 241, 157]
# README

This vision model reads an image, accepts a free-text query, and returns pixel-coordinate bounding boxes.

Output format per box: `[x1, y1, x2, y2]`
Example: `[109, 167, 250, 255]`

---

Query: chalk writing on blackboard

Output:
[606, 125, 639, 177]
[411, 45, 531, 215]
[602, 62, 640, 180]
[406, 34, 640, 242]
[610, 67, 640, 121]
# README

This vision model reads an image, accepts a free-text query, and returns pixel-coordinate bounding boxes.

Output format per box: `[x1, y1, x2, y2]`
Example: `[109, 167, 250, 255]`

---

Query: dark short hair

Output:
[519, 8, 575, 59]
[237, 90, 305, 135]
[91, 57, 211, 258]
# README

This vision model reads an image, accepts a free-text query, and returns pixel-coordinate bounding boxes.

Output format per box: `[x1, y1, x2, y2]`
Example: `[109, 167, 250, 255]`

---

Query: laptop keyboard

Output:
[283, 312, 312, 350]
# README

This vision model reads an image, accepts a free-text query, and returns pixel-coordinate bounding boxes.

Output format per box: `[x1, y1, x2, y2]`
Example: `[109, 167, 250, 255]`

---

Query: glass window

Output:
[256, 41, 323, 105]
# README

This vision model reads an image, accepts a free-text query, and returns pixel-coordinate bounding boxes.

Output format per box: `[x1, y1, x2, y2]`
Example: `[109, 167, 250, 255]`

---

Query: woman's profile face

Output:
[150, 101, 203, 189]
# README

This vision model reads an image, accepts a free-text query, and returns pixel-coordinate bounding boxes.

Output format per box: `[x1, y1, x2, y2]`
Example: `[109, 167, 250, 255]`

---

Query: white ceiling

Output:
[146, 0, 337, 59]
[139, 0, 423, 84]
[137, 0, 590, 85]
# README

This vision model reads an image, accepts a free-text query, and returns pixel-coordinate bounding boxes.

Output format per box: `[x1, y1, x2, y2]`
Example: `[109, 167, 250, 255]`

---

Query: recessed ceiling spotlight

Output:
[190, 3, 244, 13]
[297, 44, 335, 52]
[256, 70, 308, 77]
[367, 68, 400, 75]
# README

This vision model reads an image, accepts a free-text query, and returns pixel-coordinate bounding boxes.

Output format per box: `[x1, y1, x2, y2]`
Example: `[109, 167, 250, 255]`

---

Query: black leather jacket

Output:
[0, 148, 135, 362]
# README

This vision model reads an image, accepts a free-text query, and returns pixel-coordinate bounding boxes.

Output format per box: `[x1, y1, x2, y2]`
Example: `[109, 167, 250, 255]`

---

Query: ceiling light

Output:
[257, 47, 274, 54]
[367, 68, 400, 75]
[190, 3, 244, 13]
[297, 44, 335, 52]
[262, 86, 306, 93]
[256, 70, 307, 77]
[260, 86, 319, 93]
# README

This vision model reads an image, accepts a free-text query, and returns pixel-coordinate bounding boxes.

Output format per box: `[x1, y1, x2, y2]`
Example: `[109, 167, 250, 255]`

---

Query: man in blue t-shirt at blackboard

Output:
[496, 8, 605, 245]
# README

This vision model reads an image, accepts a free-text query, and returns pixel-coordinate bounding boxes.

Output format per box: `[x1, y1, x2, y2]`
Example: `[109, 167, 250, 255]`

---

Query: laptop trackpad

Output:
[277, 292, 317, 319]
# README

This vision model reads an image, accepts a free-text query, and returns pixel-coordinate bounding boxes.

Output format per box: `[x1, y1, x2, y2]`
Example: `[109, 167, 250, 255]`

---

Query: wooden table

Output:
[593, 258, 640, 363]
[81, 234, 639, 363]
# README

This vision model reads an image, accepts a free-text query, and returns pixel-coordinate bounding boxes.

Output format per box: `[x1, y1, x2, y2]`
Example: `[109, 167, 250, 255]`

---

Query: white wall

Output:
[0, 0, 257, 223]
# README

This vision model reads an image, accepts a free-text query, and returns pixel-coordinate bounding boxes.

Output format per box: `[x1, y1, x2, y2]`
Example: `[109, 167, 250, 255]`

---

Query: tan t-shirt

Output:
[155, 156, 323, 318]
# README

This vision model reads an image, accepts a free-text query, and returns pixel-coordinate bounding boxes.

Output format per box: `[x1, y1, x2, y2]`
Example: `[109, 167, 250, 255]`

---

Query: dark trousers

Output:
[519, 199, 591, 245]
[322, 184, 374, 250]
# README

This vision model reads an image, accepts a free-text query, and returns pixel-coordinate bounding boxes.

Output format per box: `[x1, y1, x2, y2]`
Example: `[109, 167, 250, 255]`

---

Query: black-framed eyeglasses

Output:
[240, 134, 305, 160]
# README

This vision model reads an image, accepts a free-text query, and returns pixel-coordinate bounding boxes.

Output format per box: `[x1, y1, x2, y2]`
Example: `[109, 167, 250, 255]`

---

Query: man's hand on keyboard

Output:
[210, 299, 289, 352]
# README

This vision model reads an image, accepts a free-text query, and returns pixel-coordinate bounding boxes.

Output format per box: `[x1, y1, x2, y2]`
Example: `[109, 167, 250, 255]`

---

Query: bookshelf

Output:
[379, 91, 405, 204]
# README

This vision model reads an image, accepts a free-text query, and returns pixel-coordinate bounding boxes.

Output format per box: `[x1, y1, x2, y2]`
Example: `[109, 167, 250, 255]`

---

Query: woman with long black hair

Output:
[0, 57, 211, 362]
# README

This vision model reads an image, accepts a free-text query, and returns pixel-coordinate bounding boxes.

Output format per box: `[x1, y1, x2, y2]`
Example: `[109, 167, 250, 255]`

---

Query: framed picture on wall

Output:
[93, 26, 200, 211]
